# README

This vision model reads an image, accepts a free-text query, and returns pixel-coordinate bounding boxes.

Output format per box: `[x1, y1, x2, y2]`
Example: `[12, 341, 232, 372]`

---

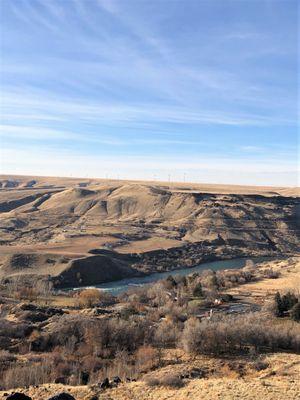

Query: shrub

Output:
[0, 350, 16, 377]
[84, 316, 153, 357]
[274, 292, 283, 317]
[0, 350, 16, 364]
[145, 376, 160, 387]
[201, 271, 219, 290]
[135, 346, 158, 372]
[263, 268, 280, 279]
[145, 374, 184, 388]
[0, 320, 33, 339]
[253, 360, 269, 371]
[274, 291, 298, 317]
[2, 361, 53, 389]
[160, 374, 184, 388]
[147, 282, 171, 306]
[78, 289, 103, 308]
[220, 293, 233, 302]
[281, 292, 298, 311]
[164, 275, 177, 289]
[192, 282, 203, 298]
[290, 303, 300, 322]
[13, 287, 39, 301]
[181, 314, 300, 355]
[119, 304, 138, 319]
[154, 319, 181, 348]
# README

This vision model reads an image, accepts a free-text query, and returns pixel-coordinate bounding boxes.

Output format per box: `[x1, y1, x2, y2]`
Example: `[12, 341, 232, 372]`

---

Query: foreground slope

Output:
[0, 258, 299, 400]
[1, 353, 299, 400]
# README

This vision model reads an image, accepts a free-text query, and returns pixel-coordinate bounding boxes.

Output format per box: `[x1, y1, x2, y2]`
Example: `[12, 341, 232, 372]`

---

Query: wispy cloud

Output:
[0, 124, 212, 147]
[0, 0, 297, 185]
[0, 124, 126, 145]
[0, 124, 77, 140]
[21, 0, 60, 33]
[239, 145, 265, 153]
[1, 90, 294, 128]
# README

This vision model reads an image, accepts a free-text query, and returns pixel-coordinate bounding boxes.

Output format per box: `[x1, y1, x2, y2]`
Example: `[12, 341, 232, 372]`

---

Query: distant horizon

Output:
[0, 0, 298, 186]
[0, 172, 298, 189]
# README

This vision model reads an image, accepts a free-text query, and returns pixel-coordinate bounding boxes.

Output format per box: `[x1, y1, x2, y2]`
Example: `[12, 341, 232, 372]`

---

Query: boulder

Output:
[112, 376, 121, 384]
[20, 311, 49, 323]
[54, 377, 67, 384]
[189, 368, 205, 378]
[6, 393, 32, 400]
[99, 377, 110, 389]
[19, 303, 38, 311]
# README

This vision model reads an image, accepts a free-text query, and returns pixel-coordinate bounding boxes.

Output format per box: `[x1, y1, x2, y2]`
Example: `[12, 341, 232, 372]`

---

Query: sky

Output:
[0, 0, 298, 186]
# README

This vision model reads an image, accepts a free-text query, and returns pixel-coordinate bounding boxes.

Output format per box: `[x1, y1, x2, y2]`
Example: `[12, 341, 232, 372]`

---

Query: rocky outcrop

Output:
[52, 253, 144, 288]
[6, 393, 32, 400]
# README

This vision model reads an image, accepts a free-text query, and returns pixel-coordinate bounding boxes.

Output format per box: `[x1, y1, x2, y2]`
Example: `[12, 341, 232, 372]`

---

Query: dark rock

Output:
[54, 377, 67, 384]
[6, 393, 32, 400]
[17, 304, 64, 323]
[112, 376, 121, 384]
[0, 335, 12, 350]
[126, 377, 136, 382]
[180, 368, 206, 380]
[180, 374, 189, 379]
[99, 377, 110, 389]
[19, 303, 38, 311]
[189, 368, 205, 378]
[48, 393, 75, 400]
[93, 308, 111, 315]
[20, 311, 49, 323]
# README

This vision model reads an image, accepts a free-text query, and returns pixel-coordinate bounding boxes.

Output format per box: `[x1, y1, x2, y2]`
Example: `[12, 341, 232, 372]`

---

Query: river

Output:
[76, 257, 267, 296]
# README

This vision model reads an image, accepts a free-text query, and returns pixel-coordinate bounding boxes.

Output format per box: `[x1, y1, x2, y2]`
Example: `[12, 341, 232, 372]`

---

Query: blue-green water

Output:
[76, 257, 267, 296]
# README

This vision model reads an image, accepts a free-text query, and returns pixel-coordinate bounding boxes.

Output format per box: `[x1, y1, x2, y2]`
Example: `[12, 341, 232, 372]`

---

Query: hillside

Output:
[0, 175, 299, 287]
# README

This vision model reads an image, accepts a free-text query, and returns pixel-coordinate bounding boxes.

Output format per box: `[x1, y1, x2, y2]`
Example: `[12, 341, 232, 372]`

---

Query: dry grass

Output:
[116, 237, 181, 254]
[104, 353, 300, 400]
[1, 353, 299, 400]
[228, 257, 300, 303]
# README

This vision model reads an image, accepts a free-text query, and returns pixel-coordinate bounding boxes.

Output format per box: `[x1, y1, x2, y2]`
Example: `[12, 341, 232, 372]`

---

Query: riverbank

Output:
[71, 256, 272, 295]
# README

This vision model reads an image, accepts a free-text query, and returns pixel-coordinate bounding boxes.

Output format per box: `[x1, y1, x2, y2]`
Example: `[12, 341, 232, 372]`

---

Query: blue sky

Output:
[0, 0, 298, 185]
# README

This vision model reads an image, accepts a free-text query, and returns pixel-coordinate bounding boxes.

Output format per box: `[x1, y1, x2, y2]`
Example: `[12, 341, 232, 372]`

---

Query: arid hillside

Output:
[0, 175, 299, 287]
